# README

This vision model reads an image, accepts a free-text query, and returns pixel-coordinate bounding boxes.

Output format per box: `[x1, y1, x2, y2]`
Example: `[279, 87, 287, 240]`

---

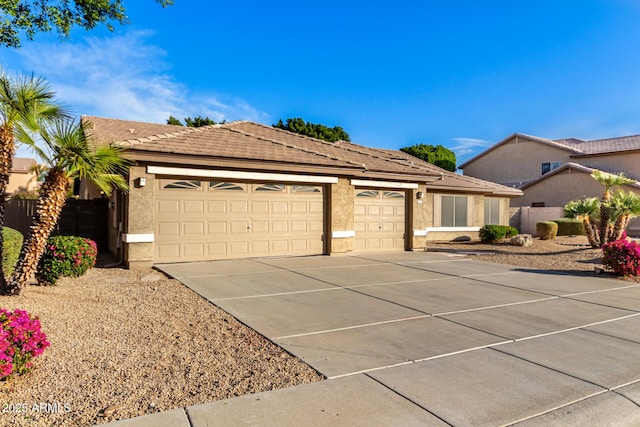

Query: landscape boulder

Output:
[510, 234, 533, 247]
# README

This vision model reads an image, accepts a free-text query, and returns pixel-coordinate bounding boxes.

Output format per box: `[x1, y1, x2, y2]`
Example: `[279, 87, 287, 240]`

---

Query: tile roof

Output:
[82, 116, 521, 196]
[521, 162, 640, 191]
[11, 158, 36, 173]
[561, 134, 640, 156]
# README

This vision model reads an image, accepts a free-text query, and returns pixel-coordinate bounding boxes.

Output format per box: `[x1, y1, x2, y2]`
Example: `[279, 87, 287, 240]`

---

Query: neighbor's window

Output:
[484, 198, 500, 225]
[541, 161, 561, 175]
[440, 195, 468, 227]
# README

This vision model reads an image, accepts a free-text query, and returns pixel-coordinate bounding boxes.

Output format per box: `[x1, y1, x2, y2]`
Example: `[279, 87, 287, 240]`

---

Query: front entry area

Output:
[353, 188, 406, 252]
[154, 178, 324, 262]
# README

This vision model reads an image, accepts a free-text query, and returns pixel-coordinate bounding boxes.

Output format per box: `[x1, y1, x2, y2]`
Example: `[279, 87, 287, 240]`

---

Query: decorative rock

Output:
[101, 404, 126, 417]
[141, 274, 162, 283]
[510, 234, 533, 247]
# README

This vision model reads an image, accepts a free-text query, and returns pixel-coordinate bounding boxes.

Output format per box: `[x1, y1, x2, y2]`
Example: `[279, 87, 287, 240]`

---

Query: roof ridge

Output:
[585, 134, 640, 143]
[222, 126, 364, 169]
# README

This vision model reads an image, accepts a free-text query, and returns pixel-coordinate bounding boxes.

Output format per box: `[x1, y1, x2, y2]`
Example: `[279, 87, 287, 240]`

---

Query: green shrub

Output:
[536, 221, 558, 240]
[3, 227, 23, 276]
[479, 225, 519, 243]
[552, 218, 585, 236]
[36, 236, 98, 286]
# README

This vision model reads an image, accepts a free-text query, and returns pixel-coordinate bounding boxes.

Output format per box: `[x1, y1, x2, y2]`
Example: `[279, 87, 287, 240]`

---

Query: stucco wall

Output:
[576, 152, 640, 181]
[513, 169, 604, 207]
[123, 167, 155, 268]
[8, 172, 38, 193]
[462, 136, 572, 185]
[329, 178, 354, 254]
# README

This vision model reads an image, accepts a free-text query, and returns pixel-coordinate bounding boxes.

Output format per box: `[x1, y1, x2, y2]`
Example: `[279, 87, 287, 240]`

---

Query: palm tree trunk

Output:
[2, 169, 68, 295]
[599, 190, 613, 246]
[583, 217, 599, 248]
[612, 214, 630, 241]
[0, 124, 16, 287]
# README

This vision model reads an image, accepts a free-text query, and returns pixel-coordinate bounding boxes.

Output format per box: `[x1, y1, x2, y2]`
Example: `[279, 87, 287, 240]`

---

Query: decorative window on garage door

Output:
[255, 183, 286, 192]
[383, 191, 404, 199]
[292, 185, 321, 193]
[209, 181, 245, 191]
[356, 190, 379, 197]
[162, 180, 202, 189]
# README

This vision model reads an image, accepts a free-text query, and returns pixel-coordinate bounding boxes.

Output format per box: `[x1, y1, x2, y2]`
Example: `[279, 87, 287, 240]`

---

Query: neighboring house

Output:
[458, 133, 640, 234]
[82, 116, 521, 267]
[8, 158, 39, 194]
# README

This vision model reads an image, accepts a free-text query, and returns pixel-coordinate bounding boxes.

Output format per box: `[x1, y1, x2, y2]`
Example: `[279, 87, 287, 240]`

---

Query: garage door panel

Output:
[156, 180, 324, 262]
[272, 220, 289, 233]
[354, 188, 406, 252]
[157, 222, 180, 237]
[157, 200, 180, 214]
[183, 200, 205, 214]
[184, 222, 204, 235]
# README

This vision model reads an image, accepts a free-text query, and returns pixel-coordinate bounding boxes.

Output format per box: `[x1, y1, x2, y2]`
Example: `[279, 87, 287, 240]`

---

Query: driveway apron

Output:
[156, 252, 640, 426]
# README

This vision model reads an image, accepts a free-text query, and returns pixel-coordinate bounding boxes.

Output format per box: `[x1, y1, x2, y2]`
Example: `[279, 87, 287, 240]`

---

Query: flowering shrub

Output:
[36, 236, 98, 286]
[0, 308, 50, 379]
[602, 233, 640, 276]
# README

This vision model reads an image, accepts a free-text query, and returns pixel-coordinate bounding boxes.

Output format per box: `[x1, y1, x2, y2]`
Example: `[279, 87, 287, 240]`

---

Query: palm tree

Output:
[563, 197, 600, 248]
[1, 118, 130, 295]
[607, 190, 640, 241]
[591, 170, 635, 246]
[0, 70, 65, 286]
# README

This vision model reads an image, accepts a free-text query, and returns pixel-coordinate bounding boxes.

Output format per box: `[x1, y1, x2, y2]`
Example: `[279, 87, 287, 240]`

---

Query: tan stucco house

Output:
[83, 116, 521, 267]
[458, 132, 640, 234]
[8, 158, 39, 194]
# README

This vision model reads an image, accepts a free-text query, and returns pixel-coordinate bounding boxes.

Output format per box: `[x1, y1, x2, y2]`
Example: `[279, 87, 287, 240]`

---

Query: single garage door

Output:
[353, 189, 406, 251]
[155, 179, 324, 262]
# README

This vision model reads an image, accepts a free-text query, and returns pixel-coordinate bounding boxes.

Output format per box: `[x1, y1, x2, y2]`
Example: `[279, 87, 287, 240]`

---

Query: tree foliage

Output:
[166, 115, 220, 127]
[1, 0, 174, 48]
[273, 118, 350, 142]
[400, 144, 457, 172]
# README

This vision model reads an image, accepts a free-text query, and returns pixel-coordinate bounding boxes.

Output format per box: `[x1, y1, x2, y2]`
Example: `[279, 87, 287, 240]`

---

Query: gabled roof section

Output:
[458, 133, 584, 169]
[569, 134, 640, 156]
[83, 116, 521, 195]
[520, 162, 640, 191]
[11, 158, 36, 174]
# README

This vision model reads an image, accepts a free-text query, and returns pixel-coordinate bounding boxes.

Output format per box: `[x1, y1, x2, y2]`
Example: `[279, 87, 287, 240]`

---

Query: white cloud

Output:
[450, 137, 489, 158]
[12, 31, 266, 124]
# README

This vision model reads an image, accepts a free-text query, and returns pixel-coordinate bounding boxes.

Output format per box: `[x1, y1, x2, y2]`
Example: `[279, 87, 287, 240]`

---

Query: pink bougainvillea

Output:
[0, 308, 50, 379]
[602, 233, 640, 277]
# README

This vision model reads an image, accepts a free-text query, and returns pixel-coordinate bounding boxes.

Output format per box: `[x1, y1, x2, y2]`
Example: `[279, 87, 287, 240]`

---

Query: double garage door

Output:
[155, 178, 324, 263]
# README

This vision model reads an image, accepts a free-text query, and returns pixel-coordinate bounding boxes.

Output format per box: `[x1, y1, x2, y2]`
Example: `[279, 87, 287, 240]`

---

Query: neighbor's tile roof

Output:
[82, 116, 522, 196]
[561, 134, 640, 156]
[11, 157, 36, 173]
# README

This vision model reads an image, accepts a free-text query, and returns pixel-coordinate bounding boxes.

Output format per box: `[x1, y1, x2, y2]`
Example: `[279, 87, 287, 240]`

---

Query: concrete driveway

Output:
[153, 252, 640, 426]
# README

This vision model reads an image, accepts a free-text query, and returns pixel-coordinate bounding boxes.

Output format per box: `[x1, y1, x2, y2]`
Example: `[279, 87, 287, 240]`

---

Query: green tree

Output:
[166, 115, 219, 127]
[400, 144, 457, 172]
[0, 70, 66, 286]
[1, 0, 174, 48]
[2, 118, 130, 295]
[273, 118, 350, 142]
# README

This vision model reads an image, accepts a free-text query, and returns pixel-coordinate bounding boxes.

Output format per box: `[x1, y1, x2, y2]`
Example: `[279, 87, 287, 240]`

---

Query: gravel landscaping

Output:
[0, 235, 636, 426]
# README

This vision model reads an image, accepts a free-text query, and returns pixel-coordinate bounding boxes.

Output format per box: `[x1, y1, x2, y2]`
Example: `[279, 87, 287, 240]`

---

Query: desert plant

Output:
[0, 308, 50, 379]
[606, 191, 640, 243]
[536, 221, 558, 240]
[3, 118, 129, 295]
[552, 218, 586, 236]
[2, 227, 22, 276]
[602, 234, 640, 277]
[479, 225, 519, 243]
[36, 236, 98, 286]
[563, 197, 599, 247]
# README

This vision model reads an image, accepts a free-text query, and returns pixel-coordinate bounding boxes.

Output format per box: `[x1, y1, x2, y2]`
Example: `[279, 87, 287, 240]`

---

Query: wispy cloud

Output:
[12, 31, 266, 124]
[450, 137, 489, 159]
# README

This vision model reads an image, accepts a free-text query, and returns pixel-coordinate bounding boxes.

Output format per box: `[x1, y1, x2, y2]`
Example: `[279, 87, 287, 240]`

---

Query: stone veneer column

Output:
[123, 166, 155, 268]
[329, 178, 355, 254]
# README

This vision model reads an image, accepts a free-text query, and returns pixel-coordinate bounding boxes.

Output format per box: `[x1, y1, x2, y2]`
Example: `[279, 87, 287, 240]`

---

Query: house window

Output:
[541, 161, 561, 175]
[440, 195, 468, 227]
[484, 198, 500, 225]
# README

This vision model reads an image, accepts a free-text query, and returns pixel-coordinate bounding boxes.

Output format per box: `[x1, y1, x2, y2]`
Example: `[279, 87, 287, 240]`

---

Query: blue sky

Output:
[3, 0, 640, 164]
